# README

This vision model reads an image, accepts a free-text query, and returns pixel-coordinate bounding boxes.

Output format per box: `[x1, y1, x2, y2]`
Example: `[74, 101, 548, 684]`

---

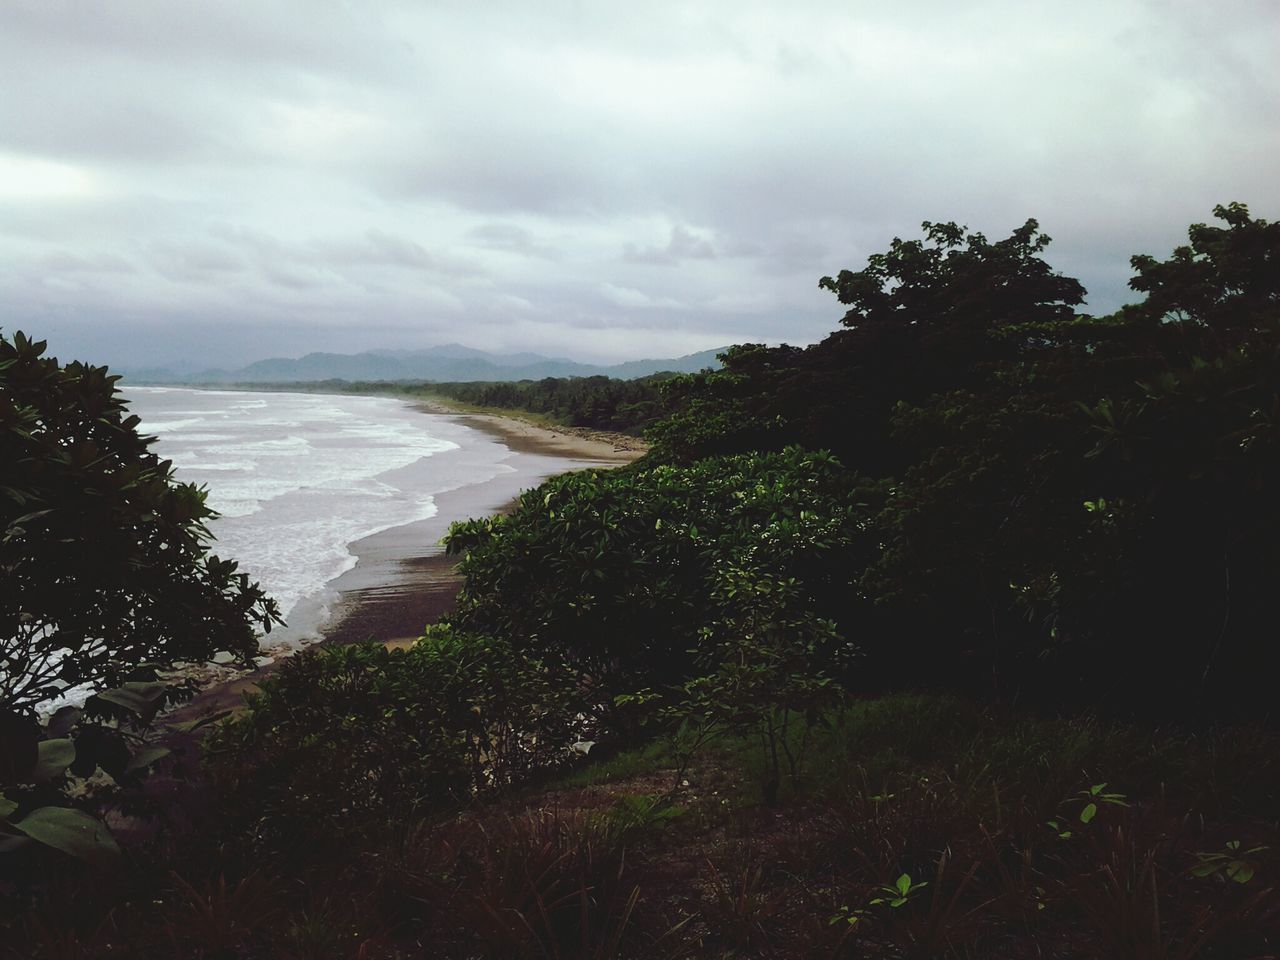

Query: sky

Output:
[1, 1, 1278, 370]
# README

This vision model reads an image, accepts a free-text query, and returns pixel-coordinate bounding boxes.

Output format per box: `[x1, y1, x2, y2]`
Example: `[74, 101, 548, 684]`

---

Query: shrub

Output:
[444, 447, 875, 691]
[211, 629, 586, 854]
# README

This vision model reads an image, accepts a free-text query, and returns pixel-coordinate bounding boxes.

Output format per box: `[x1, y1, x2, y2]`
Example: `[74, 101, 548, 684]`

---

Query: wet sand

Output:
[165, 405, 644, 723]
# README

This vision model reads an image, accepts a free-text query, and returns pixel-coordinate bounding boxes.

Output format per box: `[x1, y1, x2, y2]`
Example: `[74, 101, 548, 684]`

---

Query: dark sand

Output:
[164, 406, 643, 723]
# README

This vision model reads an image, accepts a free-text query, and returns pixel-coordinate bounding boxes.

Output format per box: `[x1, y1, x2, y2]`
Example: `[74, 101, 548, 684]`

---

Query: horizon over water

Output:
[123, 386, 465, 650]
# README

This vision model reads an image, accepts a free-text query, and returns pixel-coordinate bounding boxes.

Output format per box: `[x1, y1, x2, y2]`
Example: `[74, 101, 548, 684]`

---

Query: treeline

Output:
[423, 374, 673, 434]
[235, 373, 677, 435]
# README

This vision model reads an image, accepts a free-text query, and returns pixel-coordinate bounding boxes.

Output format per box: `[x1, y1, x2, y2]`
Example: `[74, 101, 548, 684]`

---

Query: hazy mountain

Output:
[124, 345, 725, 384]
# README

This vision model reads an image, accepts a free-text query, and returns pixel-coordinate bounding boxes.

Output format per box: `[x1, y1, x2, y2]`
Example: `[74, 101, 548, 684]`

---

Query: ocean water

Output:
[122, 387, 462, 647]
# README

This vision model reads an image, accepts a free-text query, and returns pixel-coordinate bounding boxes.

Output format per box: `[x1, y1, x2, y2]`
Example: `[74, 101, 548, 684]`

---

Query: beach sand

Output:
[164, 404, 643, 722]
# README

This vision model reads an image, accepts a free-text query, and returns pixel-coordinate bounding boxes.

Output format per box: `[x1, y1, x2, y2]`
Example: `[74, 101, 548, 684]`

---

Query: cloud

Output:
[0, 0, 1278, 368]
[599, 283, 686, 310]
[466, 223, 560, 260]
[623, 225, 717, 265]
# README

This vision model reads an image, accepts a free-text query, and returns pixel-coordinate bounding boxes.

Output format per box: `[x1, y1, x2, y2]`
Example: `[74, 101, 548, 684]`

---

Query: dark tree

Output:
[1, 331, 280, 718]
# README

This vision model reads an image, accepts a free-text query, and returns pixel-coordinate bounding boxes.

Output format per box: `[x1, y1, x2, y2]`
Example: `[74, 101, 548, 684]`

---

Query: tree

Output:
[1, 330, 280, 716]
[651, 220, 1085, 472]
[1, 330, 280, 863]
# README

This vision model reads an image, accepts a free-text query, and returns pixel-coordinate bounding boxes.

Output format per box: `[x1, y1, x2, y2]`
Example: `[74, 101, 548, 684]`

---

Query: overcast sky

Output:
[2, 1, 1277, 369]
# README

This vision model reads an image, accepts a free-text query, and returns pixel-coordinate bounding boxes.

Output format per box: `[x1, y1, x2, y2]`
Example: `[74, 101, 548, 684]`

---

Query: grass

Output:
[7, 694, 1280, 957]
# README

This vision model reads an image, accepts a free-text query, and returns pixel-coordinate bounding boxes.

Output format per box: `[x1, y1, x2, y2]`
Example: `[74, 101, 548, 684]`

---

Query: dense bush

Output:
[211, 628, 586, 853]
[444, 447, 874, 690]
[647, 205, 1280, 714]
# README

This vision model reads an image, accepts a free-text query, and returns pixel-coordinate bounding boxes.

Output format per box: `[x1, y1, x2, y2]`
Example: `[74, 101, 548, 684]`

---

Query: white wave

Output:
[145, 417, 206, 433]
[121, 387, 464, 648]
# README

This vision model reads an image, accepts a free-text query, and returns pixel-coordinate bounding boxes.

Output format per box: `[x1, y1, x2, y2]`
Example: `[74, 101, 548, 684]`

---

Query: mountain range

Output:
[122, 344, 726, 384]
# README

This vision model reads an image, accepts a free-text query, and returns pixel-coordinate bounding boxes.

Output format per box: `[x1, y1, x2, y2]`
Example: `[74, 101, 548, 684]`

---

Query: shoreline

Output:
[165, 402, 644, 723]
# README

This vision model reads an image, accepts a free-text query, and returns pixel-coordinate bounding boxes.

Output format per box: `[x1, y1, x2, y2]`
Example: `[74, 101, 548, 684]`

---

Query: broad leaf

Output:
[125, 746, 170, 773]
[45, 706, 83, 738]
[13, 806, 120, 866]
[32, 739, 75, 783]
[95, 682, 169, 722]
[167, 709, 232, 734]
[1227, 861, 1256, 884]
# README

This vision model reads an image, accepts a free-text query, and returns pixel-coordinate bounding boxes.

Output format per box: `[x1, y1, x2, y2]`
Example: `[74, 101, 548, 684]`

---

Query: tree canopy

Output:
[1, 331, 280, 718]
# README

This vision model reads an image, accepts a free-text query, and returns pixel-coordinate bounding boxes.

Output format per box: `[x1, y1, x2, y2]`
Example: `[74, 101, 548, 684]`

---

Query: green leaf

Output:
[45, 706, 82, 738]
[167, 709, 232, 734]
[1080, 802, 1098, 824]
[1226, 861, 1256, 884]
[896, 873, 912, 894]
[125, 746, 170, 773]
[13, 807, 120, 867]
[0, 797, 17, 819]
[94, 681, 168, 722]
[0, 834, 31, 855]
[32, 739, 75, 783]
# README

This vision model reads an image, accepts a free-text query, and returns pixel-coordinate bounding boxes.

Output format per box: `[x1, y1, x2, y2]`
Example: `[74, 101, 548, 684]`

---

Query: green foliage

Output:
[1, 331, 282, 866]
[0, 671, 190, 866]
[651, 220, 1083, 470]
[1191, 840, 1268, 885]
[425, 373, 673, 434]
[1, 329, 280, 717]
[212, 628, 585, 852]
[659, 568, 852, 805]
[6, 806, 120, 868]
[445, 446, 872, 690]
[643, 206, 1280, 714]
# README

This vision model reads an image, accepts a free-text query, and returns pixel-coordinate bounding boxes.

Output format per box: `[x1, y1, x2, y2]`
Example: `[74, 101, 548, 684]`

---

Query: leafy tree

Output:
[859, 205, 1280, 710]
[1, 330, 279, 861]
[659, 566, 852, 806]
[1, 331, 279, 715]
[1127, 201, 1280, 346]
[444, 448, 875, 691]
[651, 220, 1085, 472]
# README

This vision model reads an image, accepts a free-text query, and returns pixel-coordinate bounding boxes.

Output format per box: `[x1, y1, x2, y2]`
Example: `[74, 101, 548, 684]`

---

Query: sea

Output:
[122, 386, 471, 648]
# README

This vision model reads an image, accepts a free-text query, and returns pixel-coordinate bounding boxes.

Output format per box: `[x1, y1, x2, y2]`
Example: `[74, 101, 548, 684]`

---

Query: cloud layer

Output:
[2, 0, 1277, 368]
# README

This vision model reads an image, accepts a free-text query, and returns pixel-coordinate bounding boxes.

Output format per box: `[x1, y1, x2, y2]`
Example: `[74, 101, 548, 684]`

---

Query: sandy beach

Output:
[165, 402, 644, 722]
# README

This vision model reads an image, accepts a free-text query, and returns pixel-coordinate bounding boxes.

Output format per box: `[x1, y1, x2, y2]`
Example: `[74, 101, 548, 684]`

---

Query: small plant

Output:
[828, 871, 930, 925]
[1075, 782, 1129, 824]
[871, 872, 929, 908]
[1190, 840, 1267, 884]
[828, 903, 870, 927]
[1048, 782, 1128, 839]
[598, 793, 683, 845]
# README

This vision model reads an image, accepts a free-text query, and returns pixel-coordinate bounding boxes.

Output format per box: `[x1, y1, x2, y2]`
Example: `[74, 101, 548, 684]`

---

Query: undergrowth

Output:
[9, 694, 1277, 958]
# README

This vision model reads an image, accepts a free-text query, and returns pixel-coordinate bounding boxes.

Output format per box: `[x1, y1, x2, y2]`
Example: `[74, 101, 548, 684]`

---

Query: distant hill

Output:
[124, 344, 725, 384]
